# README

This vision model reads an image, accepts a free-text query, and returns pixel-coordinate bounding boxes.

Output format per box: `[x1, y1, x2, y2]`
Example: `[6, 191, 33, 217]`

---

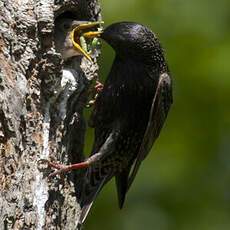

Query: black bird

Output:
[80, 21, 172, 222]
[46, 21, 172, 224]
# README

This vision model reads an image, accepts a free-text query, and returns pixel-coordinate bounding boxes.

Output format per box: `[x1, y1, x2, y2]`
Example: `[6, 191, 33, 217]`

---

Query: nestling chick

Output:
[54, 17, 102, 60]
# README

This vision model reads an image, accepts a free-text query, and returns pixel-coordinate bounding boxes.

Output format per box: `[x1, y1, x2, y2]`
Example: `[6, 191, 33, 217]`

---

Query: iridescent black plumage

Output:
[79, 22, 173, 223]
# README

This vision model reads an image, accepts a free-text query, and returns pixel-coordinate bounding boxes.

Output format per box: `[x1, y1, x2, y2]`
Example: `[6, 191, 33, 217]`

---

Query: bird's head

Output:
[54, 17, 102, 61]
[101, 22, 165, 66]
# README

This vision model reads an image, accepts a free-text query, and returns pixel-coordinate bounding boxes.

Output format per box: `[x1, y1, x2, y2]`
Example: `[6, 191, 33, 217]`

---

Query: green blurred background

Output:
[85, 0, 230, 229]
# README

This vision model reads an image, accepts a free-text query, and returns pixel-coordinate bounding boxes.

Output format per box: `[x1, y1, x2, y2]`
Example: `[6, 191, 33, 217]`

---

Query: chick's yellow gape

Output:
[70, 21, 103, 61]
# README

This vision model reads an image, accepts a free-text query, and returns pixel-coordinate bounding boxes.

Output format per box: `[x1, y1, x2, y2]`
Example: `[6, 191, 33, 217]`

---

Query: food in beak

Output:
[70, 21, 103, 61]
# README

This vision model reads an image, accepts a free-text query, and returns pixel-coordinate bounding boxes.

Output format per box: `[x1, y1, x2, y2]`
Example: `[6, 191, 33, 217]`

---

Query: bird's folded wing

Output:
[128, 72, 172, 189]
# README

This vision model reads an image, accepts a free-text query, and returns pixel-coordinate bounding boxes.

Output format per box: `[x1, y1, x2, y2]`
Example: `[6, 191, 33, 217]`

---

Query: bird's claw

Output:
[95, 80, 104, 93]
[38, 159, 62, 169]
[47, 167, 69, 179]
[86, 81, 104, 108]
[38, 159, 69, 178]
[38, 159, 90, 178]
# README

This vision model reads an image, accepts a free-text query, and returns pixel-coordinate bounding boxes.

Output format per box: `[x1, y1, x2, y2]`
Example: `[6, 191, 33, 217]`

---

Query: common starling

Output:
[45, 21, 173, 224]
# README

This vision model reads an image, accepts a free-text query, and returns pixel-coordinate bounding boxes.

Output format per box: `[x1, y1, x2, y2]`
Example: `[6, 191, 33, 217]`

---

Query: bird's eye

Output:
[63, 23, 70, 30]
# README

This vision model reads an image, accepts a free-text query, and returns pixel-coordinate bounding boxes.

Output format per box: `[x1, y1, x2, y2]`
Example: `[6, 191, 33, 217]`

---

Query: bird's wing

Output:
[128, 72, 172, 189]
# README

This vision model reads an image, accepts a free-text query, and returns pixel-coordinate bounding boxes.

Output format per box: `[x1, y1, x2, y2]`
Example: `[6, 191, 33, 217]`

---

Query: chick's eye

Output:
[63, 23, 70, 30]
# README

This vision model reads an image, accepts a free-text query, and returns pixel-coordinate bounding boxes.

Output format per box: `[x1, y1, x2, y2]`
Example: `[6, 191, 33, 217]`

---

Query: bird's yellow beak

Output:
[70, 21, 103, 61]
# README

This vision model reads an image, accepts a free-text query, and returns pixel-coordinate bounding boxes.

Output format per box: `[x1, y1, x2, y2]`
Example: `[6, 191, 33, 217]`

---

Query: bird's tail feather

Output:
[115, 165, 131, 209]
[78, 167, 111, 225]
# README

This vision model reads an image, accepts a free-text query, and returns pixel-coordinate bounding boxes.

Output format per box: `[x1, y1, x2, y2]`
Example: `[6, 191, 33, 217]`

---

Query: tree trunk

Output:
[0, 0, 101, 229]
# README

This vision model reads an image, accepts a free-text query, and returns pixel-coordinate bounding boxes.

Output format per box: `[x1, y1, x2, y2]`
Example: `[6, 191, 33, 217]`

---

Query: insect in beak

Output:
[70, 21, 103, 61]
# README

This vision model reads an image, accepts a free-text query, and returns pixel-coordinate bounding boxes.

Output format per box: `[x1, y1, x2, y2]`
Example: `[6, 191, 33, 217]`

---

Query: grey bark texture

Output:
[0, 0, 101, 229]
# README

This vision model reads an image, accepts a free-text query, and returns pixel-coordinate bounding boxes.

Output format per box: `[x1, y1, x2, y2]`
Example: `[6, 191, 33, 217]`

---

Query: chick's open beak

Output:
[70, 21, 103, 61]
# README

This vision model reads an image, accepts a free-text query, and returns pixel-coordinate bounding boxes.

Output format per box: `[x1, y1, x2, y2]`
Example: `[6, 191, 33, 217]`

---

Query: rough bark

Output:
[0, 0, 101, 229]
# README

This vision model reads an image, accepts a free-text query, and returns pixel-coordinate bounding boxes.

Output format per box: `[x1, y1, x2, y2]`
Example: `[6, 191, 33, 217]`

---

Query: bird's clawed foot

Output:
[86, 80, 104, 108]
[95, 80, 104, 93]
[38, 159, 90, 179]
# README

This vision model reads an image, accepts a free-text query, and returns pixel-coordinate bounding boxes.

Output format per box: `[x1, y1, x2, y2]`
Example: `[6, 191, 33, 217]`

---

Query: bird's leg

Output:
[39, 153, 102, 178]
[86, 80, 104, 108]
[95, 80, 104, 92]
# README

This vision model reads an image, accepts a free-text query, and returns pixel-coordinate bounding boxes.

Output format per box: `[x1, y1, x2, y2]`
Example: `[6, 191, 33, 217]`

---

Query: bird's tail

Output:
[78, 166, 111, 225]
